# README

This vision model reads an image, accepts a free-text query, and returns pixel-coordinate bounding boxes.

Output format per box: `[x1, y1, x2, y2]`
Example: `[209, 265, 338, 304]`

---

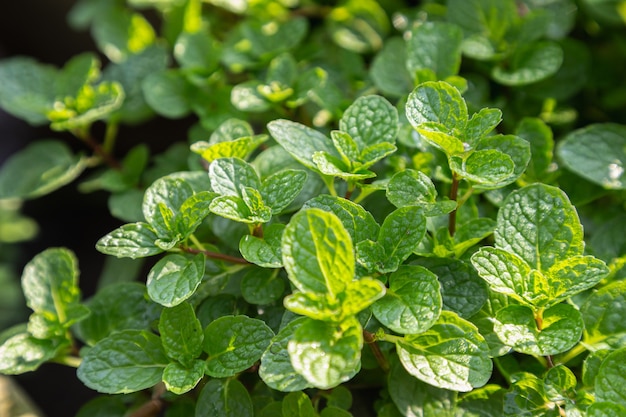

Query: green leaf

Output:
[582, 281, 626, 346]
[359, 142, 398, 169]
[203, 315, 274, 377]
[503, 373, 549, 416]
[396, 311, 492, 392]
[142, 69, 191, 118]
[282, 208, 354, 296]
[96, 222, 163, 259]
[209, 157, 261, 197]
[210, 118, 255, 143]
[283, 291, 343, 321]
[75, 282, 160, 345]
[260, 317, 313, 392]
[146, 253, 206, 307]
[388, 355, 457, 417]
[473, 134, 531, 188]
[174, 30, 221, 74]
[493, 303, 583, 356]
[545, 255, 608, 305]
[231, 80, 271, 112]
[377, 206, 427, 272]
[515, 117, 554, 181]
[313, 151, 375, 181]
[370, 37, 412, 97]
[372, 265, 441, 335]
[455, 385, 505, 417]
[339, 95, 398, 149]
[239, 223, 284, 268]
[588, 402, 626, 417]
[195, 378, 253, 417]
[450, 149, 514, 185]
[463, 108, 502, 147]
[77, 330, 168, 394]
[282, 392, 317, 417]
[143, 176, 195, 239]
[175, 191, 216, 239]
[417, 258, 487, 319]
[162, 360, 205, 395]
[0, 140, 88, 199]
[268, 119, 337, 172]
[240, 268, 285, 305]
[406, 22, 463, 80]
[302, 195, 379, 244]
[495, 183, 583, 270]
[288, 316, 362, 389]
[0, 328, 62, 374]
[191, 137, 258, 164]
[91, 6, 155, 62]
[492, 41, 564, 86]
[261, 169, 307, 214]
[158, 302, 203, 366]
[557, 123, 626, 189]
[544, 365, 576, 402]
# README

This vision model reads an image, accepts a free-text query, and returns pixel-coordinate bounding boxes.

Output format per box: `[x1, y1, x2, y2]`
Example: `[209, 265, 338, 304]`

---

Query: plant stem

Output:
[182, 246, 250, 264]
[129, 383, 166, 417]
[363, 330, 389, 373]
[102, 120, 119, 154]
[72, 128, 122, 170]
[53, 355, 82, 368]
[448, 173, 460, 236]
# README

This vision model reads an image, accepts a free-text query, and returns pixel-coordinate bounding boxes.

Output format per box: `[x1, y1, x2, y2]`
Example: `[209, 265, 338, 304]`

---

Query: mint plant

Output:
[1, 0, 626, 416]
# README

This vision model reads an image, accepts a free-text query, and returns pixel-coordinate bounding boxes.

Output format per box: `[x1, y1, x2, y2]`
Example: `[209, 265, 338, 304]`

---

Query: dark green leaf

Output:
[503, 373, 549, 416]
[231, 80, 271, 112]
[240, 268, 285, 305]
[195, 378, 253, 417]
[372, 265, 441, 334]
[288, 316, 362, 389]
[261, 169, 307, 214]
[515, 117, 554, 181]
[162, 359, 205, 394]
[339, 95, 398, 149]
[370, 37, 412, 97]
[96, 222, 163, 259]
[450, 149, 514, 185]
[463, 108, 502, 147]
[407, 22, 463, 80]
[377, 206, 427, 272]
[209, 157, 261, 197]
[595, 347, 626, 407]
[282, 392, 317, 417]
[142, 69, 191, 118]
[174, 31, 221, 74]
[582, 281, 626, 346]
[239, 223, 284, 268]
[544, 365, 576, 402]
[77, 330, 168, 394]
[158, 302, 203, 365]
[146, 253, 206, 307]
[587, 402, 626, 417]
[492, 41, 563, 86]
[175, 191, 216, 238]
[396, 311, 492, 392]
[455, 385, 505, 417]
[204, 315, 274, 377]
[143, 176, 195, 238]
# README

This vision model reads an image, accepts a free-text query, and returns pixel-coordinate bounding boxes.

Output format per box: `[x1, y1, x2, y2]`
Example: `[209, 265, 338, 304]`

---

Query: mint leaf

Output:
[203, 315, 274, 377]
[77, 330, 168, 394]
[174, 31, 221, 74]
[268, 119, 337, 172]
[545, 255, 608, 305]
[474, 134, 531, 188]
[75, 282, 160, 345]
[158, 302, 203, 366]
[582, 281, 626, 346]
[96, 222, 163, 259]
[544, 365, 576, 402]
[493, 303, 583, 355]
[261, 169, 307, 214]
[455, 385, 505, 417]
[450, 149, 514, 185]
[282, 392, 317, 417]
[464, 108, 502, 147]
[209, 157, 261, 197]
[239, 223, 284, 268]
[503, 373, 549, 416]
[406, 22, 463, 80]
[370, 37, 412, 97]
[259, 317, 313, 392]
[491, 41, 563, 86]
[557, 123, 626, 189]
[339, 95, 398, 150]
[396, 311, 492, 392]
[210, 195, 266, 224]
[240, 268, 285, 305]
[146, 253, 206, 307]
[0, 329, 62, 374]
[143, 176, 195, 239]
[175, 191, 216, 239]
[162, 360, 205, 395]
[495, 183, 583, 270]
[142, 69, 191, 118]
[377, 206, 427, 272]
[0, 140, 87, 199]
[515, 117, 554, 181]
[587, 403, 626, 417]
[282, 208, 354, 296]
[372, 265, 441, 335]
[191, 137, 255, 163]
[288, 316, 362, 389]
[195, 378, 253, 417]
[302, 195, 380, 244]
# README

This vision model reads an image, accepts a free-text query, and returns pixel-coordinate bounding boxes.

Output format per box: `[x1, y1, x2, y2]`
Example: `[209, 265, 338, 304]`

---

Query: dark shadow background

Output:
[0, 2, 192, 415]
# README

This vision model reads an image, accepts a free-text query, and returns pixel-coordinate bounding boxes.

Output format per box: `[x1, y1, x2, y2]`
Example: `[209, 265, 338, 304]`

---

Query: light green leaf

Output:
[545, 255, 608, 305]
[142, 69, 191, 118]
[503, 373, 549, 416]
[313, 151, 375, 181]
[283, 291, 341, 321]
[492, 41, 563, 86]
[210, 118, 254, 143]
[474, 134, 531, 188]
[146, 253, 206, 307]
[239, 223, 284, 268]
[191, 137, 258, 163]
[388, 356, 457, 417]
[372, 265, 441, 335]
[174, 30, 221, 74]
[377, 206, 427, 272]
[209, 157, 261, 197]
[260, 317, 313, 392]
[175, 191, 216, 238]
[396, 311, 492, 392]
[282, 392, 318, 417]
[406, 22, 463, 80]
[582, 280, 626, 346]
[557, 123, 626, 189]
[240, 268, 285, 305]
[288, 316, 362, 389]
[158, 302, 203, 366]
[337, 278, 386, 319]
[241, 186, 272, 219]
[463, 108, 502, 147]
[494, 303, 583, 356]
[495, 183, 583, 270]
[74, 282, 160, 346]
[0, 140, 88, 199]
[195, 378, 253, 417]
[210, 196, 254, 223]
[77, 330, 168, 394]
[331, 130, 360, 165]
[231, 80, 271, 112]
[0, 328, 62, 374]
[358, 142, 398, 169]
[455, 385, 505, 417]
[587, 402, 626, 417]
[544, 365, 576, 402]
[143, 176, 195, 238]
[96, 222, 163, 259]
[268, 119, 338, 171]
[339, 95, 398, 149]
[162, 360, 205, 395]
[370, 37, 412, 97]
[450, 149, 514, 185]
[203, 315, 274, 377]
[387, 169, 437, 207]
[302, 195, 379, 244]
[261, 169, 307, 214]
[91, 6, 155, 62]
[282, 208, 354, 296]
